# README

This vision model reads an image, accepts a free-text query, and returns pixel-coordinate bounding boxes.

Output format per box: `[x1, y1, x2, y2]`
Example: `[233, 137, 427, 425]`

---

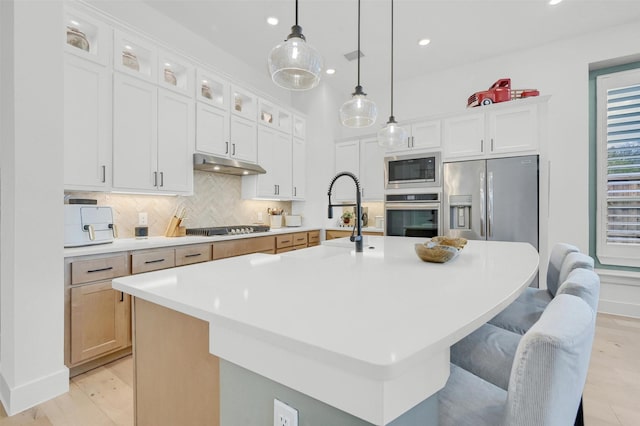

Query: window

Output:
[596, 68, 640, 267]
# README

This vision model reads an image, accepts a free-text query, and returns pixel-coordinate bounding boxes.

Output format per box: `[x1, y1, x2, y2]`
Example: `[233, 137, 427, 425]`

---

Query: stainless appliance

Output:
[384, 152, 441, 190]
[64, 205, 116, 247]
[384, 192, 440, 238]
[193, 153, 266, 176]
[443, 155, 539, 281]
[186, 225, 270, 236]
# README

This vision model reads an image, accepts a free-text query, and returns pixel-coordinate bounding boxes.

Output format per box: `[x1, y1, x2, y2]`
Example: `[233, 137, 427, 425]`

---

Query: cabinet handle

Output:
[160, 171, 164, 187]
[407, 137, 411, 148]
[120, 291, 124, 302]
[101, 165, 106, 183]
[294, 187, 297, 197]
[153, 171, 158, 187]
[274, 184, 277, 195]
[232, 143, 236, 155]
[480, 139, 484, 152]
[144, 258, 165, 264]
[411, 136, 415, 148]
[277, 184, 280, 195]
[87, 266, 113, 274]
[185, 253, 202, 258]
[225, 141, 229, 154]
[490, 138, 494, 152]
[282, 239, 291, 244]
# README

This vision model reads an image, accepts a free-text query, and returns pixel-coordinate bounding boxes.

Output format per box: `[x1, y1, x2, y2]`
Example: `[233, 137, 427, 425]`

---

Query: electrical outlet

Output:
[138, 212, 148, 226]
[273, 399, 298, 426]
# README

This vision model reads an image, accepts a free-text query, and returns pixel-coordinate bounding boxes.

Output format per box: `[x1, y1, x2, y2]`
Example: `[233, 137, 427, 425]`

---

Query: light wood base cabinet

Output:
[134, 298, 219, 426]
[325, 229, 383, 240]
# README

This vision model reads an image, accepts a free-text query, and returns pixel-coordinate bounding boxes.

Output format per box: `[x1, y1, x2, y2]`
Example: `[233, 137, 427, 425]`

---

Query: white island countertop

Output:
[112, 236, 538, 425]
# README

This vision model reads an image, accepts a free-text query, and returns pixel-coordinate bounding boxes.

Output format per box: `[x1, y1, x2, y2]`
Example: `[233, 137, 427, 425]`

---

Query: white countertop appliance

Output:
[64, 205, 116, 247]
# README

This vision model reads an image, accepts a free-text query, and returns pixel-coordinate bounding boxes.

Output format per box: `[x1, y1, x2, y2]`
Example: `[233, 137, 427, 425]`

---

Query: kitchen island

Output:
[112, 236, 538, 425]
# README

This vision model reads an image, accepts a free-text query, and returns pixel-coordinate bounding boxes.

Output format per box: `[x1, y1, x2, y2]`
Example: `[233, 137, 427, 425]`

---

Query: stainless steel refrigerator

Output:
[443, 155, 539, 270]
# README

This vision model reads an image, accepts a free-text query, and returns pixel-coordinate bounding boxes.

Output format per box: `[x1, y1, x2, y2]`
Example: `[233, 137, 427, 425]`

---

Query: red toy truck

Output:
[467, 78, 539, 107]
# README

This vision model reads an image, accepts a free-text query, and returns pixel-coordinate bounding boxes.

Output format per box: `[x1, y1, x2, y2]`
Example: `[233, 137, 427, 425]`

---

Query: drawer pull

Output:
[281, 239, 291, 243]
[144, 258, 165, 264]
[185, 253, 202, 258]
[120, 291, 124, 302]
[87, 266, 113, 273]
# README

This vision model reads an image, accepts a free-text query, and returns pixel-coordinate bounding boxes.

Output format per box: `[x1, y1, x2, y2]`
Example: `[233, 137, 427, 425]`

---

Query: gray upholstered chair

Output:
[489, 251, 594, 334]
[440, 294, 597, 426]
[450, 268, 601, 391]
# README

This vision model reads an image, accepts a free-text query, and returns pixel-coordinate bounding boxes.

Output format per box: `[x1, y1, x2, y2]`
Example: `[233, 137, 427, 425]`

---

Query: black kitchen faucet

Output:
[327, 171, 363, 253]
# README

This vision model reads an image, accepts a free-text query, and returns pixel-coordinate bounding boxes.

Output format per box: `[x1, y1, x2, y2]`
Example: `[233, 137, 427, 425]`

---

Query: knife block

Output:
[164, 216, 185, 237]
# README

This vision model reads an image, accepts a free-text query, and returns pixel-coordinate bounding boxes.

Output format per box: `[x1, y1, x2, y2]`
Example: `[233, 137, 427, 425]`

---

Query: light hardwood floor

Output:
[1, 313, 638, 425]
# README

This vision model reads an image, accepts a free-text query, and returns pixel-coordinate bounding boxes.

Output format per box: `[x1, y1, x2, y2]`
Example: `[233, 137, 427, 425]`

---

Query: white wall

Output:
[0, 0, 69, 415]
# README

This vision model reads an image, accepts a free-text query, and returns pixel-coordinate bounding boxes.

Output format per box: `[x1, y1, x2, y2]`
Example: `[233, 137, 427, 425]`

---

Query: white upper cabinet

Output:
[157, 50, 194, 97]
[243, 127, 292, 199]
[442, 113, 485, 159]
[443, 99, 543, 161]
[231, 85, 257, 121]
[64, 8, 110, 65]
[387, 119, 441, 153]
[195, 68, 229, 109]
[334, 140, 360, 202]
[293, 115, 306, 140]
[292, 137, 306, 200]
[258, 99, 292, 134]
[229, 115, 258, 164]
[64, 53, 111, 191]
[112, 73, 193, 194]
[113, 30, 157, 83]
[196, 102, 230, 156]
[359, 138, 385, 201]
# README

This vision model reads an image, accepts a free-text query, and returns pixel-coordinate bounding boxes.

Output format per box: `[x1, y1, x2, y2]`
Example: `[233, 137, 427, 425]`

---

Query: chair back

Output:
[546, 243, 579, 296]
[503, 294, 596, 426]
[557, 268, 600, 312]
[556, 253, 594, 291]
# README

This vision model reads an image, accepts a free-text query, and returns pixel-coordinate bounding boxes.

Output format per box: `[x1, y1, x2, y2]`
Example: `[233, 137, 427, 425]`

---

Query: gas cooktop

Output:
[185, 225, 270, 236]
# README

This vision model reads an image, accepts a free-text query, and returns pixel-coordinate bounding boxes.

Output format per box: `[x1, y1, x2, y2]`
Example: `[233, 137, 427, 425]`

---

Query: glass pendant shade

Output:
[340, 90, 378, 128]
[378, 117, 407, 148]
[268, 28, 323, 91]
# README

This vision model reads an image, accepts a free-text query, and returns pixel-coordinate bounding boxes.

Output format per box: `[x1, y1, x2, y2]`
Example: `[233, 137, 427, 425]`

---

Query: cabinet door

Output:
[411, 120, 441, 150]
[64, 54, 111, 190]
[113, 73, 158, 191]
[292, 137, 306, 200]
[70, 281, 130, 364]
[334, 140, 360, 202]
[157, 89, 194, 193]
[230, 115, 257, 163]
[255, 126, 277, 196]
[274, 132, 292, 197]
[488, 104, 538, 156]
[360, 137, 384, 201]
[442, 113, 485, 160]
[196, 102, 230, 156]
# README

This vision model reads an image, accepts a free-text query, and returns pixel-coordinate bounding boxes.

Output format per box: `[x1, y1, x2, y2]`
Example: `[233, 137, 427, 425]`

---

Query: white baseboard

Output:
[596, 268, 640, 318]
[0, 366, 69, 416]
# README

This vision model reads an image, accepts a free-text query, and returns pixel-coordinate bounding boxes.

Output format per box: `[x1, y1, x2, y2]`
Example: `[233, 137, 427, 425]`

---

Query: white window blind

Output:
[597, 69, 640, 267]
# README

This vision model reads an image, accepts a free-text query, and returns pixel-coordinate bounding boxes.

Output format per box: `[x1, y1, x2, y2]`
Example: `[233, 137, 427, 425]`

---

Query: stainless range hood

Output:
[193, 153, 266, 176]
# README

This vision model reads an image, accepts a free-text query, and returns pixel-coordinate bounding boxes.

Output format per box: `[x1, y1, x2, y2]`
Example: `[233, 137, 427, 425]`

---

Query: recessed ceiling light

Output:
[326, 68, 336, 75]
[549, 0, 563, 5]
[267, 16, 279, 26]
[418, 38, 431, 46]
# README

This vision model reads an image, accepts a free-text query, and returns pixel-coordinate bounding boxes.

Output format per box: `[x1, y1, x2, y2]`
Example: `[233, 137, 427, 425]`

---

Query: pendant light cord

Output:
[295, 0, 299, 26]
[390, 0, 395, 118]
[357, 0, 361, 87]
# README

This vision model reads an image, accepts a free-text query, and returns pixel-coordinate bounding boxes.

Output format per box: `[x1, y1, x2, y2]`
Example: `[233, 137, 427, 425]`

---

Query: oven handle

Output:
[385, 203, 441, 210]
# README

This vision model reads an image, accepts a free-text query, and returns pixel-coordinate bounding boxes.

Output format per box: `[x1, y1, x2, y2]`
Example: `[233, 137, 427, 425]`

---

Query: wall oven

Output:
[384, 152, 441, 190]
[384, 192, 441, 238]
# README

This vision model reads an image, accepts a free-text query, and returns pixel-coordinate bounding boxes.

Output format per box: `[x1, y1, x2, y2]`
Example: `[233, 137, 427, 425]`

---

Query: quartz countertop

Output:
[112, 236, 538, 425]
[63, 226, 321, 257]
[325, 226, 384, 233]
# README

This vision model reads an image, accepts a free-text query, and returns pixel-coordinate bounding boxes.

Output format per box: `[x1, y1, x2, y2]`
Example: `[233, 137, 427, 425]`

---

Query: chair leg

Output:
[574, 396, 584, 426]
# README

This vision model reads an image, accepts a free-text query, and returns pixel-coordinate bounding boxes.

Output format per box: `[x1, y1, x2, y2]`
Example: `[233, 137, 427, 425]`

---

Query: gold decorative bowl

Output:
[414, 243, 460, 263]
[430, 236, 468, 250]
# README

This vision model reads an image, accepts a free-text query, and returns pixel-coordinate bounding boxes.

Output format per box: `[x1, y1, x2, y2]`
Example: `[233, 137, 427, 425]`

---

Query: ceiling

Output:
[143, 0, 640, 96]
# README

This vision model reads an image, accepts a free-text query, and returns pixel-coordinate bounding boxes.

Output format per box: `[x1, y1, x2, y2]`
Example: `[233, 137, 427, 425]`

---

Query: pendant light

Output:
[339, 0, 377, 128]
[378, 0, 407, 147]
[268, 0, 323, 91]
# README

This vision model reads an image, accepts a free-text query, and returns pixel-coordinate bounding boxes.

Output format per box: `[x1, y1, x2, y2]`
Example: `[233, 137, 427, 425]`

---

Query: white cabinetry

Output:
[112, 73, 193, 194]
[195, 69, 232, 157]
[292, 137, 306, 200]
[443, 102, 540, 161]
[359, 138, 385, 201]
[242, 126, 292, 200]
[64, 54, 111, 190]
[387, 119, 441, 153]
[334, 140, 360, 202]
[230, 116, 257, 163]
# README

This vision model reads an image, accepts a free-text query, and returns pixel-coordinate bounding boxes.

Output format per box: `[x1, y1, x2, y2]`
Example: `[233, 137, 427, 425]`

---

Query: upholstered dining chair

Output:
[440, 293, 597, 426]
[489, 251, 594, 334]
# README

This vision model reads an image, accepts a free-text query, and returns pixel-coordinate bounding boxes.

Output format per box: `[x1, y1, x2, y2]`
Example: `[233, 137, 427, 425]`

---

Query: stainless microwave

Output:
[384, 152, 441, 189]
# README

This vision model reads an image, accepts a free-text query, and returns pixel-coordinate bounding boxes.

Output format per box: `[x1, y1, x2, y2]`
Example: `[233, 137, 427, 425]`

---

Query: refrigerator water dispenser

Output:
[449, 195, 472, 230]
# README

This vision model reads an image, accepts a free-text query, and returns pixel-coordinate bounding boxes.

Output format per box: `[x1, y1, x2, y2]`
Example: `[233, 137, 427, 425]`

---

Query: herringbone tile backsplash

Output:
[66, 171, 292, 238]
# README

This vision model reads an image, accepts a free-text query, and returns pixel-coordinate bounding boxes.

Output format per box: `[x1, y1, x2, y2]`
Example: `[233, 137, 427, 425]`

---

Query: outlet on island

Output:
[138, 212, 148, 226]
[273, 398, 298, 426]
